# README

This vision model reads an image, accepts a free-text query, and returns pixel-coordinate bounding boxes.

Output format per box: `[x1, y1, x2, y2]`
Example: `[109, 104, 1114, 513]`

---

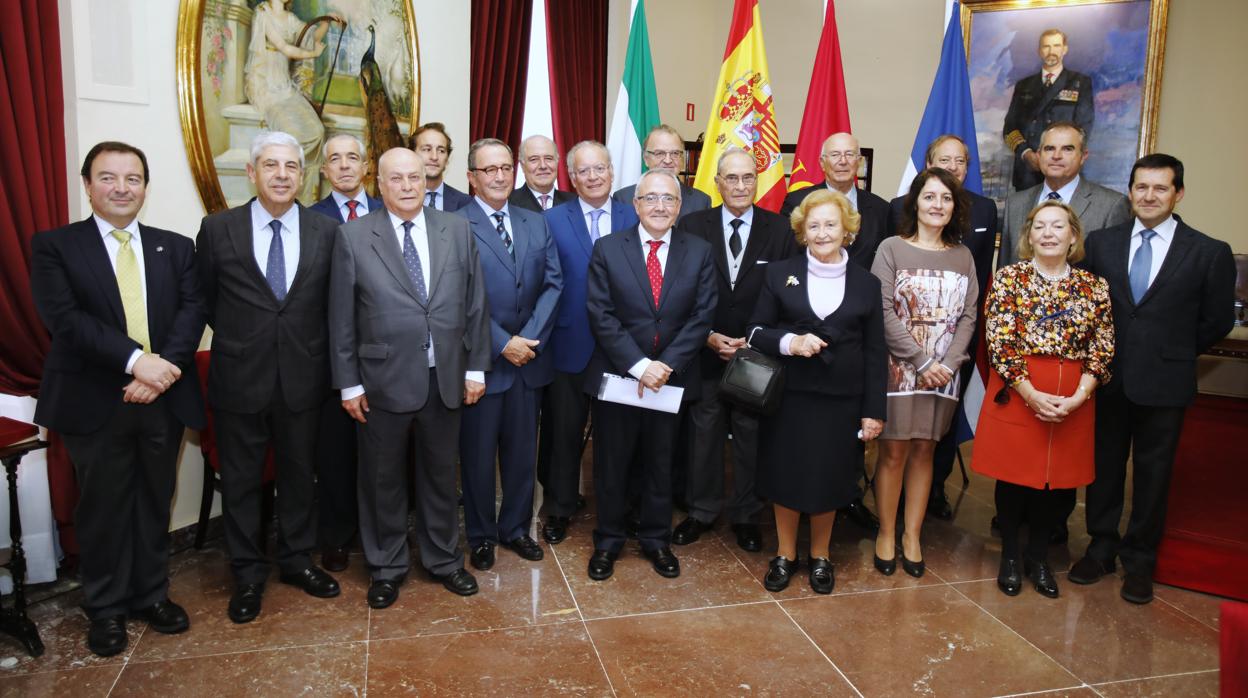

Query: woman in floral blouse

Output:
[971, 200, 1114, 600]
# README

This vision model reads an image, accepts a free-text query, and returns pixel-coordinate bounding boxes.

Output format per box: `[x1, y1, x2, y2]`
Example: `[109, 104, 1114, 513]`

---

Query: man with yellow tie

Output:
[31, 141, 207, 657]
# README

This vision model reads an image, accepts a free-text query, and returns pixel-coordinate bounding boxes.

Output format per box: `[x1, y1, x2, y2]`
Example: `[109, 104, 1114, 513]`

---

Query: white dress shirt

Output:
[331, 189, 370, 220]
[475, 197, 512, 240]
[340, 209, 484, 400]
[1039, 175, 1080, 204]
[1129, 214, 1177, 287]
[578, 198, 612, 240]
[95, 214, 147, 373]
[529, 187, 556, 210]
[249, 199, 300, 293]
[628, 228, 674, 379]
[721, 206, 754, 287]
[427, 182, 447, 210]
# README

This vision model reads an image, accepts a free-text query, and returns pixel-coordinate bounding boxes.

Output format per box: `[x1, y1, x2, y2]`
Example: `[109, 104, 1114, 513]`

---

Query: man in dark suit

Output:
[886, 135, 997, 519]
[674, 147, 798, 552]
[584, 170, 717, 580]
[779, 131, 885, 530]
[510, 135, 575, 213]
[196, 131, 341, 624]
[458, 138, 563, 571]
[330, 147, 492, 607]
[537, 141, 639, 544]
[1002, 29, 1095, 191]
[31, 142, 205, 657]
[411, 122, 471, 212]
[307, 133, 383, 573]
[1070, 154, 1235, 604]
[612, 124, 711, 220]
[999, 123, 1130, 269]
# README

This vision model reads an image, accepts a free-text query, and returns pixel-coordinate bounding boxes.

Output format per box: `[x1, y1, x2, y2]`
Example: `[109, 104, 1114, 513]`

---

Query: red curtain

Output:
[469, 0, 533, 155]
[546, 0, 609, 190]
[1, 1, 79, 557]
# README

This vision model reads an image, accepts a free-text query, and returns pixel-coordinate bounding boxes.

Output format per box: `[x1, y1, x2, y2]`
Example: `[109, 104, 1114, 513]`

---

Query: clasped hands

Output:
[124, 353, 182, 404]
[502, 335, 540, 367]
[707, 332, 746, 361]
[916, 362, 954, 390]
[1020, 386, 1086, 423]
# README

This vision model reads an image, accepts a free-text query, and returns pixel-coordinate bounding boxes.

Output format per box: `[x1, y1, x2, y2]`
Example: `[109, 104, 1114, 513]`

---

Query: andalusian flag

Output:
[693, 0, 786, 211]
[606, 0, 660, 193]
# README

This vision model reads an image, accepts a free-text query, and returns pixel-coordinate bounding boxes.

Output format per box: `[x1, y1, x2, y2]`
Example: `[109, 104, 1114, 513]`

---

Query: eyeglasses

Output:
[470, 164, 514, 177]
[645, 149, 684, 160]
[637, 193, 678, 207]
[574, 164, 609, 177]
[719, 173, 757, 186]
[821, 151, 858, 162]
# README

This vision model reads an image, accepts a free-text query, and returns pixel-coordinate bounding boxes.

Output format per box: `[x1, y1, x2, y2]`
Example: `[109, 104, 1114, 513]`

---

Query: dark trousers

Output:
[687, 377, 762, 525]
[538, 369, 591, 518]
[62, 401, 181, 619]
[315, 394, 358, 550]
[1086, 387, 1186, 576]
[995, 481, 1068, 565]
[357, 373, 463, 580]
[460, 382, 540, 546]
[215, 395, 319, 585]
[592, 400, 677, 554]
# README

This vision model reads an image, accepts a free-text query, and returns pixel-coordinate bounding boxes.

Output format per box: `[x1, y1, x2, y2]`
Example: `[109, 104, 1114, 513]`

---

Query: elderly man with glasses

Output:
[613, 124, 710, 221]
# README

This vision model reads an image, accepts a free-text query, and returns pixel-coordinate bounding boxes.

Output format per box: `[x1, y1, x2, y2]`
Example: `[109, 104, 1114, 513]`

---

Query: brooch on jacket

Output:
[786, 275, 800, 287]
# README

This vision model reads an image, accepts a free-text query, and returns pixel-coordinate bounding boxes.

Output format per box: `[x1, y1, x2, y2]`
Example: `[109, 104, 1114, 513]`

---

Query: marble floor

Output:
[0, 450, 1227, 697]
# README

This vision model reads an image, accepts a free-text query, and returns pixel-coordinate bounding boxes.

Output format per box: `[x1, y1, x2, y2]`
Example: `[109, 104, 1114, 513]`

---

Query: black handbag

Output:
[719, 345, 785, 415]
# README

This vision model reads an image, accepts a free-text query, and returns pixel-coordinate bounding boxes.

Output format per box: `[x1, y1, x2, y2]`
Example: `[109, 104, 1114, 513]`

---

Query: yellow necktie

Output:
[111, 230, 150, 353]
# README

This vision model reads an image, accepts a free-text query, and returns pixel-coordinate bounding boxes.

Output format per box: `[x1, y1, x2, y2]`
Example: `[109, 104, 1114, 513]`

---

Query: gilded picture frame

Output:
[961, 0, 1169, 201]
[177, 0, 422, 213]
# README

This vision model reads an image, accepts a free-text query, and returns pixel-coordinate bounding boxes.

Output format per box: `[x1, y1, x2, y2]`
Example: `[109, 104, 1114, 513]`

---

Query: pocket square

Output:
[973, 228, 987, 233]
[755, 260, 768, 265]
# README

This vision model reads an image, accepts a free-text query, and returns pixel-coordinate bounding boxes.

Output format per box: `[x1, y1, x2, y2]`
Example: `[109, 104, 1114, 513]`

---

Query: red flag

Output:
[788, 1, 852, 193]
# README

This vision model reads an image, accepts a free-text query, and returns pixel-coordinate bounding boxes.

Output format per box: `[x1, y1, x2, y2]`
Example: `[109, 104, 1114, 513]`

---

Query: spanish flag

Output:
[692, 0, 786, 212]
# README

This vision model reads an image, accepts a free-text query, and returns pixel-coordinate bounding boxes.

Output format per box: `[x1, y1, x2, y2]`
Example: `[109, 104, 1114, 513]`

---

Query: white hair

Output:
[716, 145, 752, 173]
[636, 169, 682, 194]
[566, 140, 611, 174]
[322, 133, 365, 161]
[250, 131, 304, 167]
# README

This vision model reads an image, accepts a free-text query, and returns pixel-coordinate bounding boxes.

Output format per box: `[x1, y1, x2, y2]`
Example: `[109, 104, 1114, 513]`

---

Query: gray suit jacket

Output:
[998, 177, 1131, 268]
[329, 207, 492, 412]
[612, 182, 710, 221]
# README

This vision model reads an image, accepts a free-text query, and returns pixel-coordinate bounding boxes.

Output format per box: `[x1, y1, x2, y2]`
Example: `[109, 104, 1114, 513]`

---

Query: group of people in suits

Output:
[28, 113, 1234, 656]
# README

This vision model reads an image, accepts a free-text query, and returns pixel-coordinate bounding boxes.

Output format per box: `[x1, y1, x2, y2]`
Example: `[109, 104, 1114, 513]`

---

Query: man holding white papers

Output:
[583, 171, 717, 581]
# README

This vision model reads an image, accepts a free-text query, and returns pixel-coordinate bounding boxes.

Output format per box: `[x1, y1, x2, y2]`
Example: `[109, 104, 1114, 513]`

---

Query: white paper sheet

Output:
[597, 373, 684, 414]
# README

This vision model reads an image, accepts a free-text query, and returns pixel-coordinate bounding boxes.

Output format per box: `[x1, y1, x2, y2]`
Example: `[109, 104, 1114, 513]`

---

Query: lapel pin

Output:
[786, 275, 800, 287]
[156, 246, 165, 252]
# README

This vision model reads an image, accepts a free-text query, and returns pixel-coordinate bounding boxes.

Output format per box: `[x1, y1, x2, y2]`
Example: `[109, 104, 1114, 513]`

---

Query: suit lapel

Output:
[284, 207, 321, 305]
[138, 225, 169, 340]
[704, 210, 732, 287]
[621, 228, 655, 310]
[510, 210, 531, 264]
[738, 207, 770, 281]
[567, 203, 594, 259]
[657, 232, 687, 312]
[1032, 72, 1068, 118]
[370, 213, 424, 306]
[227, 204, 278, 305]
[425, 212, 452, 300]
[1137, 222, 1193, 307]
[74, 218, 127, 327]
[1071, 180, 1093, 219]
[467, 204, 517, 275]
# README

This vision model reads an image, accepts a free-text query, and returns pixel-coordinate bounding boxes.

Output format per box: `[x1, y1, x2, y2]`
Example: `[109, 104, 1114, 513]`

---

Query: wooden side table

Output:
[0, 418, 46, 657]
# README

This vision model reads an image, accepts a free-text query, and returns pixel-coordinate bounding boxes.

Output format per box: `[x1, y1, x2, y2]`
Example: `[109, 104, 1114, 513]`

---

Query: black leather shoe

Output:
[927, 491, 953, 520]
[279, 566, 341, 598]
[504, 535, 544, 561]
[470, 541, 496, 570]
[367, 578, 401, 609]
[997, 558, 1022, 596]
[1068, 555, 1115, 585]
[437, 568, 479, 596]
[643, 547, 681, 578]
[588, 549, 617, 581]
[763, 556, 799, 592]
[1025, 559, 1059, 598]
[1049, 523, 1069, 545]
[543, 516, 570, 544]
[873, 553, 897, 576]
[322, 547, 350, 573]
[1121, 572, 1154, 604]
[840, 498, 880, 532]
[672, 517, 713, 545]
[901, 555, 926, 578]
[86, 616, 127, 657]
[731, 523, 762, 552]
[228, 583, 265, 624]
[131, 599, 189, 634]
[809, 557, 835, 594]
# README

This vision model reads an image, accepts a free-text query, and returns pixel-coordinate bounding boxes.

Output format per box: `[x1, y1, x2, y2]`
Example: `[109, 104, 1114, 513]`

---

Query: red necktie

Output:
[647, 240, 664, 350]
[1044, 72, 1054, 88]
[345, 200, 359, 220]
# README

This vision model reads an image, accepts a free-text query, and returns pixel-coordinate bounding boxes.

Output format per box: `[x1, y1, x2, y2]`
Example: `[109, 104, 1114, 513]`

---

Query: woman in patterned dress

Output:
[870, 168, 979, 578]
[971, 201, 1114, 599]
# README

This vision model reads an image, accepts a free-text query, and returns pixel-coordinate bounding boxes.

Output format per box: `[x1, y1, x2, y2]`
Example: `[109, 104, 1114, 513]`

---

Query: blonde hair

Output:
[790, 189, 860, 247]
[1016, 200, 1086, 264]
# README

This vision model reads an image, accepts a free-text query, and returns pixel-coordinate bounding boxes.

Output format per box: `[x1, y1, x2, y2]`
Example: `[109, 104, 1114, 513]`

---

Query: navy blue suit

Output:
[584, 225, 717, 553]
[536, 198, 640, 521]
[458, 201, 563, 546]
[432, 183, 472, 212]
[306, 191, 381, 555]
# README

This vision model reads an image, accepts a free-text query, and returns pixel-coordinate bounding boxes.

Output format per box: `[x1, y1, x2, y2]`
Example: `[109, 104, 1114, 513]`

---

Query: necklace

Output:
[1031, 259, 1070, 281]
